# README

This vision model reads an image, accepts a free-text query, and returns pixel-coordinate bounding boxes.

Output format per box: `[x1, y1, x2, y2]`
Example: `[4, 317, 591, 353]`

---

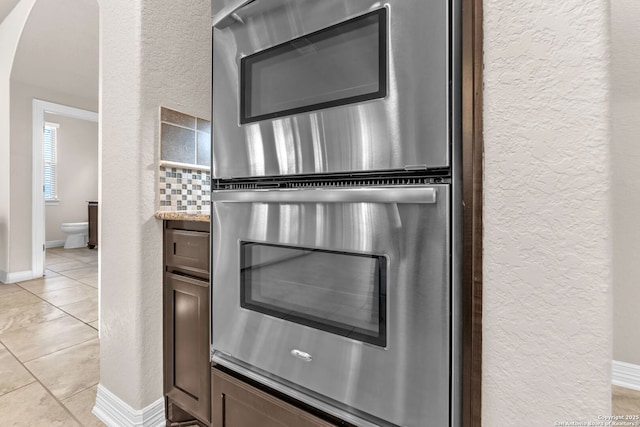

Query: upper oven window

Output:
[240, 8, 388, 124]
[240, 241, 387, 347]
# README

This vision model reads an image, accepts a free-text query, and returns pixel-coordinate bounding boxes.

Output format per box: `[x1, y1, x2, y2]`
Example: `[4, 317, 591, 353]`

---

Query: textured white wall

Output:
[483, 0, 612, 424]
[11, 0, 99, 103]
[611, 0, 640, 366]
[44, 113, 98, 243]
[0, 0, 36, 278]
[98, 0, 147, 407]
[98, 0, 211, 409]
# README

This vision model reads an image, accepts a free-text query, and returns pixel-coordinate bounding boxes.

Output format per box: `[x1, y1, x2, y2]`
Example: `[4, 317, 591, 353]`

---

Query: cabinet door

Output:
[164, 272, 210, 424]
[211, 368, 336, 427]
[165, 229, 210, 280]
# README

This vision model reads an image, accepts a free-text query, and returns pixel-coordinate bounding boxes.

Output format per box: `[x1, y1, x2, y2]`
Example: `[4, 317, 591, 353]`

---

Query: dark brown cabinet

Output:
[165, 228, 210, 280]
[211, 368, 336, 427]
[88, 201, 98, 249]
[164, 220, 210, 426]
[162, 221, 349, 426]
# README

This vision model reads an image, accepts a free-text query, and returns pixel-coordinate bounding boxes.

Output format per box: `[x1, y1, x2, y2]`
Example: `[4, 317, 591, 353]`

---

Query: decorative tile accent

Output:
[158, 107, 211, 214]
[160, 107, 210, 167]
[161, 108, 196, 129]
[160, 123, 196, 165]
[196, 118, 211, 133]
[157, 166, 211, 213]
[196, 131, 211, 167]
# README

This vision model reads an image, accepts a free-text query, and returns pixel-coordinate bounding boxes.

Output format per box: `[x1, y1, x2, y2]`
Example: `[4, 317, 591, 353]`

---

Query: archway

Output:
[9, 0, 99, 281]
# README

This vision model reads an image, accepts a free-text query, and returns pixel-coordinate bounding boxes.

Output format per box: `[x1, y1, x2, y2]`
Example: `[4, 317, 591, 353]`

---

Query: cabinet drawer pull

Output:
[221, 393, 226, 427]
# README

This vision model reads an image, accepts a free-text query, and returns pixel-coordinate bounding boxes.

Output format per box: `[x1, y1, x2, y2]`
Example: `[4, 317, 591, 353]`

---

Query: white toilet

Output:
[60, 222, 89, 249]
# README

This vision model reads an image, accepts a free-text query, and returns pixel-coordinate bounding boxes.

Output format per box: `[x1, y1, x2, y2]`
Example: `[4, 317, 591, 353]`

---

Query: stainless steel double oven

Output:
[210, 1, 461, 426]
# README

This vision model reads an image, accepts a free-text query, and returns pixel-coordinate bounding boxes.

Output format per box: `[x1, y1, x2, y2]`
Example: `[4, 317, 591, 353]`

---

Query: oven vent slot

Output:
[282, 177, 444, 188]
[215, 176, 449, 190]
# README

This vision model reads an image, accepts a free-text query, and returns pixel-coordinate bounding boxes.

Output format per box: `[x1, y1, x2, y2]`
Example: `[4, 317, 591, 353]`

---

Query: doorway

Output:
[31, 99, 98, 277]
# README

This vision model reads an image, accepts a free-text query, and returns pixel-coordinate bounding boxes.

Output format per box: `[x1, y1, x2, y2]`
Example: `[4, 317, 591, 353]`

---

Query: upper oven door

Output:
[211, 0, 451, 178]
[210, 184, 451, 427]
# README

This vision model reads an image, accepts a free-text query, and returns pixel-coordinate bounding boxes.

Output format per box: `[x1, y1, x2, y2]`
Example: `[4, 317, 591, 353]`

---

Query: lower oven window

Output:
[240, 241, 387, 347]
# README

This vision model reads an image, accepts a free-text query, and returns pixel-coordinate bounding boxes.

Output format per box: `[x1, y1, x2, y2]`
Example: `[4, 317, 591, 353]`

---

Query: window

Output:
[240, 241, 387, 347]
[44, 122, 59, 202]
[240, 8, 387, 124]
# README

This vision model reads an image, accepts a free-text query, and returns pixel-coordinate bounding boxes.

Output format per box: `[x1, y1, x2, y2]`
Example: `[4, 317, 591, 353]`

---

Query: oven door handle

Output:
[212, 0, 257, 29]
[211, 187, 437, 204]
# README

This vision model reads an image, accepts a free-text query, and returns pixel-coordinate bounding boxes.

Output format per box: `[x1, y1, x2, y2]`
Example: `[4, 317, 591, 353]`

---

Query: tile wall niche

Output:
[158, 107, 211, 212]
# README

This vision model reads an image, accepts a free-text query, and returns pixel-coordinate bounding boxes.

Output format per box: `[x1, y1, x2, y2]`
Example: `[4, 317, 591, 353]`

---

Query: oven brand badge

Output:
[290, 349, 313, 362]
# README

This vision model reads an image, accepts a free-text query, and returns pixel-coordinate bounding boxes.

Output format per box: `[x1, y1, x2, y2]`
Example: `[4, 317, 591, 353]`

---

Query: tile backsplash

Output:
[158, 107, 212, 212]
[158, 166, 211, 212]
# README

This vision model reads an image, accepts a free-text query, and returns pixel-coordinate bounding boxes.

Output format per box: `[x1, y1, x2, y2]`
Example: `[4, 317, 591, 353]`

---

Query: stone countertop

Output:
[154, 211, 210, 222]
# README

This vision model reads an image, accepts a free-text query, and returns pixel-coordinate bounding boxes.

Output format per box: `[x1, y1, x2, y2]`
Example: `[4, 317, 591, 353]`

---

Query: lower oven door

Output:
[210, 185, 451, 427]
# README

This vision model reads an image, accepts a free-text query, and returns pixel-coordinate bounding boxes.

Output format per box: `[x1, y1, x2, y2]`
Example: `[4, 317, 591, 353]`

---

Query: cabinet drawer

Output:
[212, 368, 336, 427]
[165, 229, 210, 279]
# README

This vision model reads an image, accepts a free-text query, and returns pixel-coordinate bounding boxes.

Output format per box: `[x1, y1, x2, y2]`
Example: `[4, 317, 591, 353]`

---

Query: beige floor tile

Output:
[38, 284, 97, 307]
[73, 256, 99, 264]
[44, 269, 62, 278]
[0, 345, 35, 396]
[47, 260, 88, 273]
[49, 248, 77, 257]
[613, 385, 640, 415]
[0, 381, 81, 427]
[0, 315, 97, 362]
[52, 248, 96, 260]
[18, 275, 82, 295]
[62, 266, 99, 280]
[88, 321, 99, 330]
[0, 290, 42, 312]
[80, 274, 99, 288]
[47, 247, 66, 254]
[45, 254, 68, 266]
[26, 339, 100, 401]
[0, 301, 67, 334]
[60, 297, 99, 323]
[62, 385, 106, 427]
[0, 283, 22, 297]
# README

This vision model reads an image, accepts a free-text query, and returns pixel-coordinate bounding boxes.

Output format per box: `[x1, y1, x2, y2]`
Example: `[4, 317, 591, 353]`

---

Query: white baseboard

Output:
[93, 384, 165, 427]
[0, 269, 36, 284]
[613, 360, 640, 391]
[46, 240, 65, 248]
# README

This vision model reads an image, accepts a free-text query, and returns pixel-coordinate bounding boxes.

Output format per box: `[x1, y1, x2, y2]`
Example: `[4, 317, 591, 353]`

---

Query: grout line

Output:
[0, 379, 38, 399]
[11, 257, 99, 361]
[61, 381, 100, 403]
[0, 249, 102, 425]
[1, 341, 88, 426]
[19, 335, 99, 365]
[55, 302, 98, 326]
[0, 342, 37, 399]
[15, 285, 97, 330]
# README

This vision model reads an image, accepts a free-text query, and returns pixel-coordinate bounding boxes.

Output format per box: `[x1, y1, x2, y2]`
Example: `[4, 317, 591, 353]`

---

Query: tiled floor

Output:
[613, 385, 640, 416]
[0, 247, 104, 426]
[1, 247, 640, 425]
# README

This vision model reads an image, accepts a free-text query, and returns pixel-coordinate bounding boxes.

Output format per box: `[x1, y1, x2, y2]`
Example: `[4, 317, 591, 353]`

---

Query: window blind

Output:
[44, 122, 59, 201]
